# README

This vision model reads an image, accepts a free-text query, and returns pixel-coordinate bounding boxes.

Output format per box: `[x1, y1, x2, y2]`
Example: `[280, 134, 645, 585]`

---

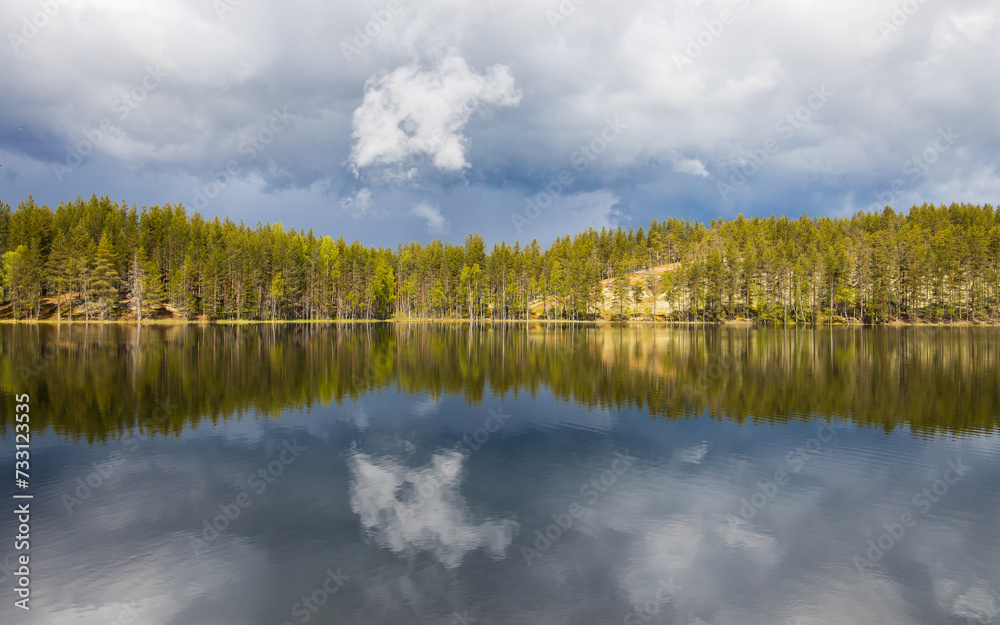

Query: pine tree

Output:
[372, 255, 396, 319]
[130, 248, 148, 323]
[612, 264, 630, 319]
[270, 271, 285, 320]
[2, 245, 29, 319]
[46, 231, 73, 322]
[73, 225, 96, 321]
[91, 232, 118, 320]
[631, 283, 645, 318]
[142, 256, 166, 318]
[644, 274, 661, 318]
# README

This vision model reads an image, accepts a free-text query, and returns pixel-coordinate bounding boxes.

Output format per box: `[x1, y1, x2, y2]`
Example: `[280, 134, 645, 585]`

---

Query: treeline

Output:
[1, 195, 999, 323]
[2, 324, 997, 441]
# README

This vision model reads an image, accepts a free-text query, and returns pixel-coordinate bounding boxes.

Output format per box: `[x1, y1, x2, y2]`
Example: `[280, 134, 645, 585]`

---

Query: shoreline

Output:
[2, 318, 998, 327]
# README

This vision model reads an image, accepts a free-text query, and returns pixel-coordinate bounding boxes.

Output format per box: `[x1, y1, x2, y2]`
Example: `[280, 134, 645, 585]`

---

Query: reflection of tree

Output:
[1, 324, 997, 442]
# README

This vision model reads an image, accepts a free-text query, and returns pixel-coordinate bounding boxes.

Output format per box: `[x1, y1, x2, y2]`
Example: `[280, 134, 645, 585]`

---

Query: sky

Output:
[1, 0, 998, 247]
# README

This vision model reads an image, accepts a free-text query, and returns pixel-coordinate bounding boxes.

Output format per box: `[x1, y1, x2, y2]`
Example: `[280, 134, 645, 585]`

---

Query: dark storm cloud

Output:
[0, 0, 997, 245]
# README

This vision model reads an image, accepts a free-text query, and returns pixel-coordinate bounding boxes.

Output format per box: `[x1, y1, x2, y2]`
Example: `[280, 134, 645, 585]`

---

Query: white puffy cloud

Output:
[674, 158, 710, 179]
[339, 187, 374, 218]
[410, 201, 449, 235]
[348, 450, 518, 568]
[349, 55, 521, 173]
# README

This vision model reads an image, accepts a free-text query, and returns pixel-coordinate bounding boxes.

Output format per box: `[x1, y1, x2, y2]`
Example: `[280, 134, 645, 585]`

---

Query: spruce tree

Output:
[91, 232, 118, 320]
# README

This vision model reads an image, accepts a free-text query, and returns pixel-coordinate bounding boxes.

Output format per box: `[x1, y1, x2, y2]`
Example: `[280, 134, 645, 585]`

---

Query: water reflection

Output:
[0, 325, 998, 624]
[349, 450, 518, 568]
[2, 323, 999, 439]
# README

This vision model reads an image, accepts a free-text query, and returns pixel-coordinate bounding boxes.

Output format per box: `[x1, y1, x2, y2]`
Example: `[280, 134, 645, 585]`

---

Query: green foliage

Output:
[371, 255, 395, 319]
[141, 254, 166, 317]
[631, 283, 645, 318]
[3, 244, 42, 319]
[1, 196, 999, 323]
[3, 245, 29, 318]
[644, 274, 661, 318]
[47, 230, 73, 320]
[91, 231, 118, 319]
[612, 273, 630, 317]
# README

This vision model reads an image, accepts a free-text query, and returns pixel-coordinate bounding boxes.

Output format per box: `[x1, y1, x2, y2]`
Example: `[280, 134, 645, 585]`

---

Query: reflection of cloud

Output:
[339, 405, 370, 429]
[751, 575, 911, 625]
[348, 450, 517, 567]
[410, 397, 441, 418]
[677, 443, 708, 465]
[615, 516, 699, 607]
[949, 581, 999, 621]
[647, 518, 703, 570]
[37, 531, 265, 625]
[723, 516, 779, 565]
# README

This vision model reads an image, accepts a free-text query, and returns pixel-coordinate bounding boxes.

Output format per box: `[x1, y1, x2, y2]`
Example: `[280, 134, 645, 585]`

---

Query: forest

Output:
[1, 195, 999, 323]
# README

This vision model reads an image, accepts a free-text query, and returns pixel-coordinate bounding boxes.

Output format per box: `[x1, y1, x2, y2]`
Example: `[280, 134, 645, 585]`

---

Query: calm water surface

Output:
[1, 324, 998, 625]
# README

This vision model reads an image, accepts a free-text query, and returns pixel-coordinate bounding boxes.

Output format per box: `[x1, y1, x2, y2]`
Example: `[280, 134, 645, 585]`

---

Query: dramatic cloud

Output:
[0, 0, 997, 245]
[349, 55, 521, 174]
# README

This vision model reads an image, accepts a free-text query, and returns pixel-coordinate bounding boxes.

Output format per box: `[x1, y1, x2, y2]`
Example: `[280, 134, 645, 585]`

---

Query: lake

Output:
[1, 324, 999, 624]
